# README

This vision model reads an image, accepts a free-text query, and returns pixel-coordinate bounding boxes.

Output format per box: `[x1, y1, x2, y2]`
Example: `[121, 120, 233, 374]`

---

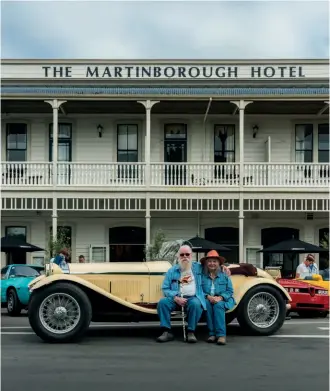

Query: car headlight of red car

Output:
[316, 289, 328, 295]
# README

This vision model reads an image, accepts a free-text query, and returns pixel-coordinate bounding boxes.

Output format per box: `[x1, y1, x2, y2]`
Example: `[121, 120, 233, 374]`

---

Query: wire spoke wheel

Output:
[39, 293, 81, 334]
[247, 292, 279, 328]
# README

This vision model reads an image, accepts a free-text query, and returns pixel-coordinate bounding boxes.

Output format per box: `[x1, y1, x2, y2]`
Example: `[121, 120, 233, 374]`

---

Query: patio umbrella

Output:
[258, 238, 328, 254]
[184, 235, 231, 252]
[1, 236, 44, 252]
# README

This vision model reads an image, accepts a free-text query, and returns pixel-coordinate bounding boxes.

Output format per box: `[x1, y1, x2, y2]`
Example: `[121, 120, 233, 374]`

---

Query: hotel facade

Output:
[1, 59, 329, 276]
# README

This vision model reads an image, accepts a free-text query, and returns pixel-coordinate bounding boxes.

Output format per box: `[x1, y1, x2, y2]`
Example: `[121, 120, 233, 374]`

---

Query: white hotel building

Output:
[1, 59, 329, 277]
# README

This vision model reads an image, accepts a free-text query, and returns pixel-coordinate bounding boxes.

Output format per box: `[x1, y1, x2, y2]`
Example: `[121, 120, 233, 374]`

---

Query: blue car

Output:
[1, 264, 44, 316]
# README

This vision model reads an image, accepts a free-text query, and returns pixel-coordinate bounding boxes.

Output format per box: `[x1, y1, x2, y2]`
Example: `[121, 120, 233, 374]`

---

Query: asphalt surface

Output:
[1, 309, 329, 391]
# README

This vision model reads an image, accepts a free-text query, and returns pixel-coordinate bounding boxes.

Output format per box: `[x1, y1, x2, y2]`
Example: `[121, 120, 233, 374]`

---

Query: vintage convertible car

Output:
[27, 261, 292, 343]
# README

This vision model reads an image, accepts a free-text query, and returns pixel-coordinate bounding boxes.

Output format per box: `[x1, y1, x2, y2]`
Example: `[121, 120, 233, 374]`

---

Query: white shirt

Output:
[180, 271, 196, 296]
[296, 263, 313, 278]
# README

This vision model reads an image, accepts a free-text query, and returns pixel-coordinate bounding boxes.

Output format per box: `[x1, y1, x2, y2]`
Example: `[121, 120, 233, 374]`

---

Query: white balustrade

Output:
[243, 163, 330, 187]
[2, 162, 329, 188]
[57, 163, 145, 186]
[1, 162, 52, 186]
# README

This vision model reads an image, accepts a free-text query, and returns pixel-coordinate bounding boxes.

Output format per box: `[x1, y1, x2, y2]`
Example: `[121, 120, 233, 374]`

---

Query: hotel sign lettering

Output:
[42, 65, 305, 79]
[1, 63, 328, 79]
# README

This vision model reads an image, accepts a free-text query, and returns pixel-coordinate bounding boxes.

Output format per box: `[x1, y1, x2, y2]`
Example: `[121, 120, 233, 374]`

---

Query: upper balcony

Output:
[1, 162, 329, 191]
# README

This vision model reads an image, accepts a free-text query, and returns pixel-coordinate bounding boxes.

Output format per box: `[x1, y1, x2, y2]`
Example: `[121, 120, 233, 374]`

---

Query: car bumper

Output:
[287, 293, 329, 312]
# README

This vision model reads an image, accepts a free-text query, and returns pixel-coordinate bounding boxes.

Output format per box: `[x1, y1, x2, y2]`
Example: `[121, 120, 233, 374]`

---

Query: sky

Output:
[1, 0, 329, 59]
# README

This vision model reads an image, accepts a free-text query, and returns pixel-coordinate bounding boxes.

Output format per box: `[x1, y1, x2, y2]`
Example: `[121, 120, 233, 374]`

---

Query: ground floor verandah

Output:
[1, 210, 328, 277]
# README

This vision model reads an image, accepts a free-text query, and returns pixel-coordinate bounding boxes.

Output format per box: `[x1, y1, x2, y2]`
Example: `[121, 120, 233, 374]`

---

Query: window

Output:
[49, 123, 72, 162]
[295, 124, 313, 163]
[117, 125, 138, 162]
[6, 123, 27, 161]
[5, 226, 27, 241]
[214, 125, 235, 162]
[318, 124, 329, 163]
[1, 267, 9, 279]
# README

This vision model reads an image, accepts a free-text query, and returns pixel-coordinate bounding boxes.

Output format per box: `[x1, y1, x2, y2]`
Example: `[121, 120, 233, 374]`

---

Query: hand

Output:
[174, 296, 187, 307]
[213, 296, 223, 303]
[223, 266, 231, 276]
[207, 295, 216, 304]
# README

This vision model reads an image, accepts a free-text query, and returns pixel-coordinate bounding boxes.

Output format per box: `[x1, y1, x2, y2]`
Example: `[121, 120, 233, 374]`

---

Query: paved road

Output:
[1, 310, 329, 391]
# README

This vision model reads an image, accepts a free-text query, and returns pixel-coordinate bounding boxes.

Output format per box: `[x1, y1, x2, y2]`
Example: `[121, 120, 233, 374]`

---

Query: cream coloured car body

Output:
[28, 261, 291, 314]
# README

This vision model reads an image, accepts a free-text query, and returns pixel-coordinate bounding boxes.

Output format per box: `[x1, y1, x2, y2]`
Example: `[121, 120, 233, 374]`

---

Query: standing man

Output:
[156, 245, 231, 343]
[296, 254, 318, 279]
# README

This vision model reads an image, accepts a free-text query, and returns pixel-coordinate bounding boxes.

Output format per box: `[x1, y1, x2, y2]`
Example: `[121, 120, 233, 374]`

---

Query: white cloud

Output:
[1, 0, 329, 59]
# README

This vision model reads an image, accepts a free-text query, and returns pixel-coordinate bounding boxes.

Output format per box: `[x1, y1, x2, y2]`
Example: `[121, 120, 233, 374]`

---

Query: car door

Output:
[1, 266, 10, 302]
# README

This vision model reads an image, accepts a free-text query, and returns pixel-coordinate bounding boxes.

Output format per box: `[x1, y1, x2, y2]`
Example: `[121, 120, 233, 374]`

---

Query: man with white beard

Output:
[156, 245, 230, 343]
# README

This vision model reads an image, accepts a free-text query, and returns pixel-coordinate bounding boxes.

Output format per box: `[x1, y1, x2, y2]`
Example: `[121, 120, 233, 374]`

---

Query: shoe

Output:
[217, 337, 226, 345]
[187, 332, 197, 343]
[207, 336, 216, 343]
[157, 331, 174, 343]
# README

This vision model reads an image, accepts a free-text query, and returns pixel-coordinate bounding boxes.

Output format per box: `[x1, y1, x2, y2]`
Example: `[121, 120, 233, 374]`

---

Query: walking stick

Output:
[179, 281, 187, 342]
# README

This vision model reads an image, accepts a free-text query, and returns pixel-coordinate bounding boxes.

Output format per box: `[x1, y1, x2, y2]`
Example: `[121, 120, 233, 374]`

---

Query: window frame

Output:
[117, 124, 138, 162]
[213, 124, 236, 163]
[6, 123, 27, 162]
[295, 124, 313, 163]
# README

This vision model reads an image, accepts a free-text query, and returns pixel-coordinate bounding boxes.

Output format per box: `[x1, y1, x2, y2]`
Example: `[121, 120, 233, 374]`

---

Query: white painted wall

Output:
[1, 115, 328, 163]
[1, 212, 328, 267]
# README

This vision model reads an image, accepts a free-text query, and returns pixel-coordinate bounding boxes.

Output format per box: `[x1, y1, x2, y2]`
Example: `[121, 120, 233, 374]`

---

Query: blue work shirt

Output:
[161, 261, 206, 310]
[201, 270, 236, 311]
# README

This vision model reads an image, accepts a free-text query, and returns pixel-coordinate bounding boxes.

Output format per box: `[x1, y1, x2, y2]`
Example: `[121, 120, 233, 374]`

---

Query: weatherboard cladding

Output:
[1, 86, 329, 96]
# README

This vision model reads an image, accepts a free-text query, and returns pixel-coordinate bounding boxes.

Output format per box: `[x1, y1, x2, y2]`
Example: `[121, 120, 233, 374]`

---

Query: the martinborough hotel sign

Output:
[1, 62, 328, 80]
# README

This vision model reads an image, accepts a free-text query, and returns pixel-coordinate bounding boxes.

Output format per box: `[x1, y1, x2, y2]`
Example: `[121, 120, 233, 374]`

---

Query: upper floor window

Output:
[49, 123, 72, 162]
[295, 124, 313, 163]
[318, 123, 329, 163]
[117, 125, 138, 162]
[214, 125, 235, 163]
[6, 123, 27, 161]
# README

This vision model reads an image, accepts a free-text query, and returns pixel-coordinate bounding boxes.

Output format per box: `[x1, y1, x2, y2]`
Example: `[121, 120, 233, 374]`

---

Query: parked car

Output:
[265, 267, 329, 318]
[27, 261, 291, 343]
[1, 264, 44, 316]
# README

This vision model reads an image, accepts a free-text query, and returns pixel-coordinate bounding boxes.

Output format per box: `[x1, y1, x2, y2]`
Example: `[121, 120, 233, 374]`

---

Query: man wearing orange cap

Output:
[156, 245, 231, 343]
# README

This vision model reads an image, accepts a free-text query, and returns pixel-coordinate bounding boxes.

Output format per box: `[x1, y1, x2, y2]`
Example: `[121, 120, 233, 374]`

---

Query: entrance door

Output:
[109, 227, 146, 262]
[5, 226, 27, 265]
[205, 227, 239, 264]
[164, 124, 187, 185]
[261, 227, 299, 278]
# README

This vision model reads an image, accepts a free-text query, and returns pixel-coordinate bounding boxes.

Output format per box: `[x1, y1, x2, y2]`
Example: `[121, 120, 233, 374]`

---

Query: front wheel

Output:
[7, 289, 22, 316]
[28, 282, 92, 343]
[237, 285, 287, 336]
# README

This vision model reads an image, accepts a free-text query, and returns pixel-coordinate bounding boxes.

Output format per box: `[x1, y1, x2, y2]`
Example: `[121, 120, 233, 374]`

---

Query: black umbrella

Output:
[1, 236, 44, 252]
[258, 238, 328, 254]
[184, 235, 231, 252]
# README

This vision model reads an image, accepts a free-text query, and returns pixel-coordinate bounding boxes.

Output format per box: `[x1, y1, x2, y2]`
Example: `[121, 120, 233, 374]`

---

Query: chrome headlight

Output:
[317, 290, 328, 295]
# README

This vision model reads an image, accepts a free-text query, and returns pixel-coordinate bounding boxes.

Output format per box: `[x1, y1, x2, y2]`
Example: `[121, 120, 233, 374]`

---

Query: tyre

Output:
[236, 284, 287, 336]
[7, 289, 22, 316]
[28, 282, 92, 343]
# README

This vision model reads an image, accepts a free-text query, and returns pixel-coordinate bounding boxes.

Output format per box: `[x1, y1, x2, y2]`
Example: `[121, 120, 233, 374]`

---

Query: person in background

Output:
[52, 248, 69, 269]
[296, 254, 318, 279]
[201, 250, 236, 345]
[78, 255, 85, 263]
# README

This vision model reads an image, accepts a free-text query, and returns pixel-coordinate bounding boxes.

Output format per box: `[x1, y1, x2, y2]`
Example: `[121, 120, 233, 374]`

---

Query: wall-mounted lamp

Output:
[97, 124, 103, 138]
[252, 125, 259, 138]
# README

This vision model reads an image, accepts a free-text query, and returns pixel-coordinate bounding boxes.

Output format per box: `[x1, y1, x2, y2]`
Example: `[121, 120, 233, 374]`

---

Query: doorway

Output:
[205, 227, 239, 263]
[261, 227, 299, 277]
[5, 226, 27, 265]
[164, 124, 187, 185]
[109, 226, 146, 262]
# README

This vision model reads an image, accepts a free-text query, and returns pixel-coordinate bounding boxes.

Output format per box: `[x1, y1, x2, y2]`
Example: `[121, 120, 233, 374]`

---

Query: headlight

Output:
[317, 290, 328, 295]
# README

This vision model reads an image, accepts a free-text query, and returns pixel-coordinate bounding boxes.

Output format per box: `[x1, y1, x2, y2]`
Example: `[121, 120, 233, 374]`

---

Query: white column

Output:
[230, 100, 253, 263]
[45, 99, 66, 243]
[137, 100, 159, 257]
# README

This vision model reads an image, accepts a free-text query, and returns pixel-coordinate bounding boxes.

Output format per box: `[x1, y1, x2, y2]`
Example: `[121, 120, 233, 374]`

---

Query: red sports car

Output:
[278, 278, 329, 318]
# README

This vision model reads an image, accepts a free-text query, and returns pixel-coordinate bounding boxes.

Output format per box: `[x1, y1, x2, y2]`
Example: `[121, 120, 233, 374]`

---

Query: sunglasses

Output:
[180, 253, 191, 257]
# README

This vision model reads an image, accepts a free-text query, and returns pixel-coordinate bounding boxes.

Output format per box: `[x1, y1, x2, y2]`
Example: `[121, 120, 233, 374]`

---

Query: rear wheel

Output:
[7, 289, 22, 317]
[237, 285, 287, 336]
[28, 282, 92, 343]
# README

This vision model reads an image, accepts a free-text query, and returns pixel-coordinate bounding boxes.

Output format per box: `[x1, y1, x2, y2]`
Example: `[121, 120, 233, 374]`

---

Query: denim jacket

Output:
[162, 262, 206, 310]
[201, 270, 236, 311]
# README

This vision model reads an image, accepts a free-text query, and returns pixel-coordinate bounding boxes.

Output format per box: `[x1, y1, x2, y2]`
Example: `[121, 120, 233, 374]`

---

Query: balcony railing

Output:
[1, 162, 329, 188]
